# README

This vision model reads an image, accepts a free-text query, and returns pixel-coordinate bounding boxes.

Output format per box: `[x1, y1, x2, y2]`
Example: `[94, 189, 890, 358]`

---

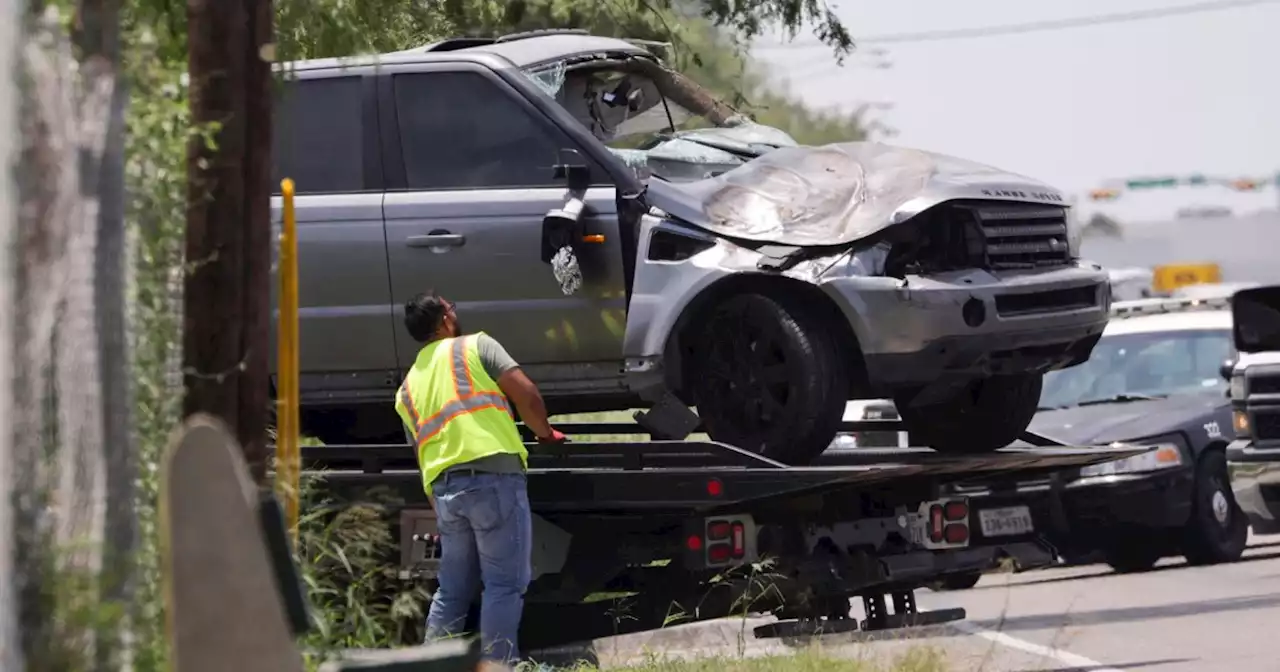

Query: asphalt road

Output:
[596, 531, 1280, 671]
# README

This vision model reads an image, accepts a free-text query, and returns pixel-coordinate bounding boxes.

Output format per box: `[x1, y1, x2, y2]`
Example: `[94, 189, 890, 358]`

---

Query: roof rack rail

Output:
[1110, 295, 1231, 318]
[494, 28, 590, 44]
[623, 38, 672, 56]
[421, 37, 498, 52]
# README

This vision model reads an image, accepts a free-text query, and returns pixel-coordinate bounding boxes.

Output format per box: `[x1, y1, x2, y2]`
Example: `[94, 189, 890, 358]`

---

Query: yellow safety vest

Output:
[394, 333, 528, 496]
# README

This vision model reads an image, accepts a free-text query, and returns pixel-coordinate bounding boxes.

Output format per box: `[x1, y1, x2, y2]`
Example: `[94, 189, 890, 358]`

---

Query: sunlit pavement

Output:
[594, 531, 1280, 671]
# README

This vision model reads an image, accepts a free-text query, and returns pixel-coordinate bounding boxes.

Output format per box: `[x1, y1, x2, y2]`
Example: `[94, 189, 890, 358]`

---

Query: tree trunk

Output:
[185, 0, 274, 484]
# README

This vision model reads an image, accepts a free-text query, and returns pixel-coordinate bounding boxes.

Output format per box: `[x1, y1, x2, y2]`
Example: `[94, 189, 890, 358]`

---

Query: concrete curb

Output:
[591, 615, 783, 666]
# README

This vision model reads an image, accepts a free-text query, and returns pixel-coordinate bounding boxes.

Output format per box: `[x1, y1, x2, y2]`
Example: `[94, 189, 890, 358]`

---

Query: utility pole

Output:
[185, 0, 274, 484]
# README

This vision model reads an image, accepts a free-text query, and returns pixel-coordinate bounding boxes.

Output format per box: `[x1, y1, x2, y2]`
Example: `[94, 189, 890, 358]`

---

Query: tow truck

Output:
[301, 423, 1141, 655]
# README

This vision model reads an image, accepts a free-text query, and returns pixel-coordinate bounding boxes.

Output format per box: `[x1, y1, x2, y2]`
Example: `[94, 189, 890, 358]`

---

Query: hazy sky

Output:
[750, 0, 1280, 223]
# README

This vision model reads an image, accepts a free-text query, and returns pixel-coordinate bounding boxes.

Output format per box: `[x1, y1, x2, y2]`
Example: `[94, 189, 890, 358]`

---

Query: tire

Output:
[1182, 450, 1248, 566]
[688, 292, 846, 464]
[1103, 541, 1162, 573]
[894, 374, 1043, 454]
[929, 570, 982, 591]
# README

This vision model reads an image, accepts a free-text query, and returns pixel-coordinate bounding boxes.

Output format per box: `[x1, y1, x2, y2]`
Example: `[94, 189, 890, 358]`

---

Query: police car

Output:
[1022, 295, 1246, 573]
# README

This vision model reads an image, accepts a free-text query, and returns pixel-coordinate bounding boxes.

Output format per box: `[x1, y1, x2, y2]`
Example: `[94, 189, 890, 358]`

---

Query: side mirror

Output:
[553, 149, 591, 193]
[1220, 358, 1236, 382]
[1233, 285, 1280, 353]
[542, 150, 593, 296]
[541, 150, 591, 264]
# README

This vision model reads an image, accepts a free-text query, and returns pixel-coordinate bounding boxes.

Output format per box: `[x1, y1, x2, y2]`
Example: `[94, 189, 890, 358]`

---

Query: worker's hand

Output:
[536, 428, 568, 444]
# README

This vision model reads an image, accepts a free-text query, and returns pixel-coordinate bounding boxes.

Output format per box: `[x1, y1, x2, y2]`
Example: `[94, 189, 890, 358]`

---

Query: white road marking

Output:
[950, 620, 1126, 672]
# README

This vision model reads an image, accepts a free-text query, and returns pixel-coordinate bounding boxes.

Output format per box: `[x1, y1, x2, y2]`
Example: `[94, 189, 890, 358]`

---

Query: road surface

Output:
[595, 532, 1280, 671]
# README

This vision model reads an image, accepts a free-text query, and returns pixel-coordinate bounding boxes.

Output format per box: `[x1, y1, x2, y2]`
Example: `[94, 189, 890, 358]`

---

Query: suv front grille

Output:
[969, 204, 1072, 270]
[883, 200, 1074, 277]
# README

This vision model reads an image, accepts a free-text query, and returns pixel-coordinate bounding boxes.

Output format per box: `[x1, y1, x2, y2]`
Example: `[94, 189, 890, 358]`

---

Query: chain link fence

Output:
[7, 5, 139, 669]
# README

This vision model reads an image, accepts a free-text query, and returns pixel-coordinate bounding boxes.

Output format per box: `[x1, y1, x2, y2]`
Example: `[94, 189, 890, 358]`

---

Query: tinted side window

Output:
[393, 72, 574, 190]
[272, 76, 365, 194]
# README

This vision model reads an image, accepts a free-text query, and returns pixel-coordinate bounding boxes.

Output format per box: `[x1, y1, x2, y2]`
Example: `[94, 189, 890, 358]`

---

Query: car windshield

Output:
[521, 57, 797, 183]
[1038, 328, 1234, 410]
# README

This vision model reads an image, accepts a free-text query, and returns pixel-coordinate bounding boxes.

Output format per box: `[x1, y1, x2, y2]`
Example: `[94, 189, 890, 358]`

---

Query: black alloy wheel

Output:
[691, 293, 844, 464]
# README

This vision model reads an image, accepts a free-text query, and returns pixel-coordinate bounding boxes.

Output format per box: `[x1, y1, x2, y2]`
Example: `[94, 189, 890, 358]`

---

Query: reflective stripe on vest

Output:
[400, 337, 514, 447]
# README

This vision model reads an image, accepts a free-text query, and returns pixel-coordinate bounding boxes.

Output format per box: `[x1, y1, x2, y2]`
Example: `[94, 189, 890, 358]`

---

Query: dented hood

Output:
[643, 141, 1068, 247]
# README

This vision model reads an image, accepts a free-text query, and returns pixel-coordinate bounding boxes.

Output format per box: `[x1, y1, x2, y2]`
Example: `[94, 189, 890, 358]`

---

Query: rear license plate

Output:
[978, 506, 1034, 537]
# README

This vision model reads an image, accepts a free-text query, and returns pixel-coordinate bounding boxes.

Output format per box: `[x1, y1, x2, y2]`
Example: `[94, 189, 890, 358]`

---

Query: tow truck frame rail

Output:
[295, 419, 1141, 652]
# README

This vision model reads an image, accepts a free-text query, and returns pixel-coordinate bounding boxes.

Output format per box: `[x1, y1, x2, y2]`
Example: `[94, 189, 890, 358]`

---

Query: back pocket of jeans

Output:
[463, 484, 512, 532]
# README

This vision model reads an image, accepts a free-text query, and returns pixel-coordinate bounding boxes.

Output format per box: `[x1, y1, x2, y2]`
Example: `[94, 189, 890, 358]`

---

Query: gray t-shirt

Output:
[405, 334, 526, 477]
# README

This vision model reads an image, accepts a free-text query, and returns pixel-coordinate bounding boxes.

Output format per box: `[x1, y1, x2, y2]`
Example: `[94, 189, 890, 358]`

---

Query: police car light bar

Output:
[1110, 295, 1231, 318]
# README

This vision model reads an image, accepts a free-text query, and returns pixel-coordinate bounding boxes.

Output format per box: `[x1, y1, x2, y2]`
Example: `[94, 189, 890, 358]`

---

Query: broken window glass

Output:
[522, 56, 798, 183]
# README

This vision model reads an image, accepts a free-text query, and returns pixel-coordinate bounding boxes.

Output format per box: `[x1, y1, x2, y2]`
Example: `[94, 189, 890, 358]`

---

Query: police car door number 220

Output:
[978, 506, 1035, 537]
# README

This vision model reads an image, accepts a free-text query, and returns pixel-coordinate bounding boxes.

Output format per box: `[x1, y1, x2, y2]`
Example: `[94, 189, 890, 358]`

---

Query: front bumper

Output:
[1227, 439, 1280, 533]
[820, 262, 1110, 390]
[962, 467, 1195, 553]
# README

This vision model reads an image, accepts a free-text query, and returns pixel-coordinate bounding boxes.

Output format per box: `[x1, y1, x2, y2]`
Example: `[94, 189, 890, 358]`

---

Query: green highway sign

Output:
[1125, 177, 1178, 189]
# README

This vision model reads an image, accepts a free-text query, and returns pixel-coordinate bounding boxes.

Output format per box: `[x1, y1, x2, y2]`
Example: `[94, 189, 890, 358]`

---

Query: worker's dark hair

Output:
[404, 290, 448, 343]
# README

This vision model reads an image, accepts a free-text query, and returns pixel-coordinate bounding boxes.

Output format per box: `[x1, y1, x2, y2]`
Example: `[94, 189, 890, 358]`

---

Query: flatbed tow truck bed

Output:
[299, 421, 1139, 653]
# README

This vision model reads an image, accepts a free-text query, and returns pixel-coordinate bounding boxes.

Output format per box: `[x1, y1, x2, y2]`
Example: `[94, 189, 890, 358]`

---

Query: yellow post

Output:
[277, 178, 301, 543]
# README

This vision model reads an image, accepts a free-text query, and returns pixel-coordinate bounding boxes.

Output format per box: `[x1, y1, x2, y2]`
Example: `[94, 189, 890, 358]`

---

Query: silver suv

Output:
[270, 30, 1111, 463]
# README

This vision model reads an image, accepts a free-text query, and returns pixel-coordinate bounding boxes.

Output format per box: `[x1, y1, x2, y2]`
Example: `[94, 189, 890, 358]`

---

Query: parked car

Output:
[931, 296, 1246, 590]
[270, 30, 1111, 462]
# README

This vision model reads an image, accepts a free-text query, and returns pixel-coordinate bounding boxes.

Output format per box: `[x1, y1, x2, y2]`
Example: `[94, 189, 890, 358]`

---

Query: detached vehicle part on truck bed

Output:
[269, 30, 1111, 463]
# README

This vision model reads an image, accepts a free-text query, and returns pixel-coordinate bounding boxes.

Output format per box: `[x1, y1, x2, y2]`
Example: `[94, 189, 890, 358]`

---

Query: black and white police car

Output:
[938, 295, 1247, 587]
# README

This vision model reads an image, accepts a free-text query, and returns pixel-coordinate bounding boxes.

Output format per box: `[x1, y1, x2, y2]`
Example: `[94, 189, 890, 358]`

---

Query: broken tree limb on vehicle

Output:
[184, 0, 275, 483]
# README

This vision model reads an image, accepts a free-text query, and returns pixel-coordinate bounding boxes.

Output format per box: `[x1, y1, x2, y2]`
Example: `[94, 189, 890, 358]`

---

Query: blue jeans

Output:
[424, 471, 532, 663]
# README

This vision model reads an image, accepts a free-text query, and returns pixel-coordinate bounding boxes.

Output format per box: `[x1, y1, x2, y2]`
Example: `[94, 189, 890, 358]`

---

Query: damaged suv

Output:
[270, 29, 1111, 463]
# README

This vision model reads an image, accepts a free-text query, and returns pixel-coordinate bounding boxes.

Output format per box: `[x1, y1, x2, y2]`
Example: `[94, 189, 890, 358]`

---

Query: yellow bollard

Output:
[277, 178, 301, 543]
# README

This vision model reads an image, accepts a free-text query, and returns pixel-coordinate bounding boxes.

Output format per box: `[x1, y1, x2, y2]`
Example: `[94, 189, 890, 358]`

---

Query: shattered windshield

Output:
[1038, 328, 1234, 409]
[521, 57, 798, 183]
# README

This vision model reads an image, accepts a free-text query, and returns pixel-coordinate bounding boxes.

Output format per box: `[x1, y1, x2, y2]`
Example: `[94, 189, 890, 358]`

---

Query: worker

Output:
[394, 290, 566, 665]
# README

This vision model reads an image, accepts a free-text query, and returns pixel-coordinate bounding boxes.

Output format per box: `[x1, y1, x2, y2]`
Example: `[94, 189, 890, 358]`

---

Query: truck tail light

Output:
[930, 504, 945, 542]
[914, 498, 972, 550]
[944, 500, 968, 521]
[707, 521, 732, 540]
[685, 515, 755, 568]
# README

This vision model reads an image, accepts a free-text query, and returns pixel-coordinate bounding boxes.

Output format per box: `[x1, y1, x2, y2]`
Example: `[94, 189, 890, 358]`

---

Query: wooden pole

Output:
[185, 0, 274, 483]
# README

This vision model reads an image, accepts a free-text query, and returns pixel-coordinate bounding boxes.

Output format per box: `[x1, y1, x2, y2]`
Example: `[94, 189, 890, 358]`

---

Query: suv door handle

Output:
[406, 233, 465, 249]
